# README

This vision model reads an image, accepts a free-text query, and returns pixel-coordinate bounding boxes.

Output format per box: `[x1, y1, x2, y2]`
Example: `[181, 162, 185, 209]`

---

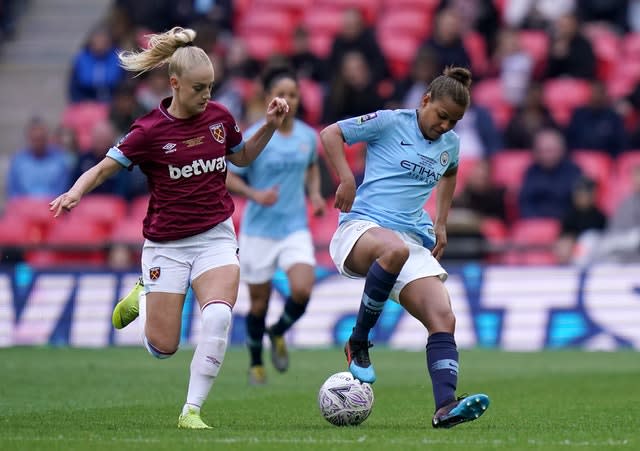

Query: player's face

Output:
[173, 63, 215, 116]
[418, 94, 466, 141]
[268, 77, 299, 120]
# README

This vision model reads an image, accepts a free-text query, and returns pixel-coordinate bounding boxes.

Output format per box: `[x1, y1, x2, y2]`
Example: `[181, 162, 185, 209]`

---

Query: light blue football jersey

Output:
[338, 109, 460, 249]
[229, 119, 318, 239]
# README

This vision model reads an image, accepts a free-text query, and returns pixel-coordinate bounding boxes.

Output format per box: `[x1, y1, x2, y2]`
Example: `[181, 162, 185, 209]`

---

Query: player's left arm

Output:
[306, 162, 326, 216]
[227, 97, 289, 167]
[432, 165, 458, 260]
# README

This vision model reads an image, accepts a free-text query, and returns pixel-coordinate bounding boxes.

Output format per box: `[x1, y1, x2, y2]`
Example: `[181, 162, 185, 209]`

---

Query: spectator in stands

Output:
[420, 8, 471, 75]
[437, 0, 500, 53]
[0, 0, 18, 41]
[492, 28, 534, 106]
[449, 159, 507, 259]
[72, 120, 128, 198]
[225, 37, 261, 80]
[566, 79, 627, 157]
[107, 3, 137, 51]
[327, 8, 389, 84]
[113, 0, 189, 33]
[388, 47, 438, 110]
[109, 82, 147, 136]
[576, 0, 629, 33]
[190, 0, 233, 34]
[210, 50, 245, 121]
[629, 0, 640, 32]
[6, 117, 70, 199]
[51, 124, 80, 170]
[545, 13, 596, 79]
[504, 0, 576, 30]
[452, 101, 503, 158]
[290, 26, 326, 84]
[518, 128, 583, 219]
[555, 176, 607, 264]
[136, 67, 172, 112]
[504, 83, 558, 149]
[322, 51, 384, 124]
[590, 164, 640, 262]
[68, 25, 125, 103]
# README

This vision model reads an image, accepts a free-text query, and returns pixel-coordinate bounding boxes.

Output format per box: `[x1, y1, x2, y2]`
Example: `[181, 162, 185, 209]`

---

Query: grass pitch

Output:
[0, 347, 638, 450]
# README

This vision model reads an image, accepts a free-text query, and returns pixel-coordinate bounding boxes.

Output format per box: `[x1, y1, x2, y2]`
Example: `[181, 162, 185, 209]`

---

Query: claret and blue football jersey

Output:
[337, 109, 460, 249]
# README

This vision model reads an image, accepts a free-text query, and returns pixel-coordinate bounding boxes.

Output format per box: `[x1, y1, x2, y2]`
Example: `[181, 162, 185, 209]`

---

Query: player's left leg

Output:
[267, 262, 314, 372]
[111, 276, 144, 329]
[181, 263, 239, 429]
[399, 277, 489, 429]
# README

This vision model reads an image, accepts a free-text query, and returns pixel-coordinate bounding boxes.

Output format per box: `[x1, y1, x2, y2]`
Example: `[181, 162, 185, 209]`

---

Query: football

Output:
[317, 371, 374, 426]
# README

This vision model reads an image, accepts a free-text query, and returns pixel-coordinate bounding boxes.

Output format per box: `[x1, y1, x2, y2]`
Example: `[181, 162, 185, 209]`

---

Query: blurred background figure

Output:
[492, 28, 533, 107]
[453, 100, 503, 159]
[504, 83, 558, 149]
[420, 8, 471, 75]
[68, 25, 125, 103]
[135, 67, 172, 112]
[322, 51, 384, 124]
[387, 47, 438, 110]
[591, 164, 640, 263]
[290, 26, 326, 84]
[518, 128, 583, 219]
[328, 8, 388, 84]
[555, 176, 607, 265]
[545, 13, 596, 79]
[6, 117, 70, 199]
[566, 80, 627, 157]
[108, 82, 146, 136]
[71, 120, 128, 198]
[504, 0, 576, 30]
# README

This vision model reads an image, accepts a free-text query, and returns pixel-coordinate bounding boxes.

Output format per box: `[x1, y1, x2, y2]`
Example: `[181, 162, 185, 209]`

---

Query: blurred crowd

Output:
[2, 0, 640, 268]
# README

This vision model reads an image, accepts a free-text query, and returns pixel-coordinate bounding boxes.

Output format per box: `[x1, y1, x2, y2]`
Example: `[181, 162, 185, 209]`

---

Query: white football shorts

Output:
[238, 230, 316, 284]
[329, 219, 447, 302]
[141, 217, 239, 294]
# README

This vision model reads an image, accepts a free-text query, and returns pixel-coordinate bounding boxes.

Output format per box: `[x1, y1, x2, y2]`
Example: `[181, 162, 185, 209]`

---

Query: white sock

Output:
[184, 301, 232, 410]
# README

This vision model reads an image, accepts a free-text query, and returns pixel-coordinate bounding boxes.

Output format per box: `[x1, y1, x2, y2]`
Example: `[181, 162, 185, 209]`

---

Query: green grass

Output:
[0, 347, 638, 450]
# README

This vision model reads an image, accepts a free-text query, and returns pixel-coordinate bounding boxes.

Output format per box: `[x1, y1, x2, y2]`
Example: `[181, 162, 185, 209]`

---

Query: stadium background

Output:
[0, 0, 639, 351]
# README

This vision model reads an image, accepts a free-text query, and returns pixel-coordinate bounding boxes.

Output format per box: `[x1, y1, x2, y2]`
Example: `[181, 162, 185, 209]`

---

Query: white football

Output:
[317, 371, 374, 426]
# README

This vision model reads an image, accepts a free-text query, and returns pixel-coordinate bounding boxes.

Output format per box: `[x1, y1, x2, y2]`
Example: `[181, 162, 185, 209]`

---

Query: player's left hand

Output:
[265, 97, 289, 128]
[431, 223, 448, 260]
[309, 192, 326, 217]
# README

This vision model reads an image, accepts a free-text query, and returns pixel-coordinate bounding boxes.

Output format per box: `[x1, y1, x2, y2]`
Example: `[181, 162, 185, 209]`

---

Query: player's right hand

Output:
[253, 186, 279, 206]
[334, 179, 356, 212]
[49, 191, 81, 218]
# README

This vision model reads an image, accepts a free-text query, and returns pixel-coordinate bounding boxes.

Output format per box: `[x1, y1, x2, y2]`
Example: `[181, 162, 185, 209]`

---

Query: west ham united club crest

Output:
[149, 267, 161, 281]
[209, 123, 226, 144]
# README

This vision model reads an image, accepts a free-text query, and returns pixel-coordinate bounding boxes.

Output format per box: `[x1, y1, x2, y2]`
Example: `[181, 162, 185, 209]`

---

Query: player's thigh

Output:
[345, 227, 407, 276]
[145, 292, 185, 352]
[399, 276, 455, 334]
[192, 264, 240, 309]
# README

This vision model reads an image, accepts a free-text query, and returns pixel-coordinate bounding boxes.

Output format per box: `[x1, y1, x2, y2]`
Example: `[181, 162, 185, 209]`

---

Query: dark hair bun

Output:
[443, 66, 472, 89]
[261, 65, 297, 91]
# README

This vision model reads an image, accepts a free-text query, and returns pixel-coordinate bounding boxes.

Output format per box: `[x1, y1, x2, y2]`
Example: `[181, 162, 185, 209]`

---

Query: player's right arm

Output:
[320, 123, 356, 213]
[49, 157, 122, 217]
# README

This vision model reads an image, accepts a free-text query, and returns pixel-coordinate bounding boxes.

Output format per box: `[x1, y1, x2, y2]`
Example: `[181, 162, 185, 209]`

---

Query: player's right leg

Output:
[331, 222, 408, 384]
[111, 276, 144, 329]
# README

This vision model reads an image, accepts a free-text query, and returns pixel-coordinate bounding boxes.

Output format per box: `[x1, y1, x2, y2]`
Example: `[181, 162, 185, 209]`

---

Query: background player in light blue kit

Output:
[227, 66, 325, 385]
[320, 66, 490, 429]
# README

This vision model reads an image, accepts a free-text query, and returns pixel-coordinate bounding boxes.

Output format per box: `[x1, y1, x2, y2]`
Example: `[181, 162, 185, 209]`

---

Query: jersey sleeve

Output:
[337, 110, 392, 145]
[447, 137, 461, 172]
[224, 113, 244, 154]
[106, 124, 148, 168]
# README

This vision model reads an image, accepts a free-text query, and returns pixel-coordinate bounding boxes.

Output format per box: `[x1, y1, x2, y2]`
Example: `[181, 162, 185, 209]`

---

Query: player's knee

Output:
[144, 335, 178, 359]
[249, 299, 269, 317]
[202, 301, 233, 338]
[290, 287, 312, 303]
[384, 243, 410, 267]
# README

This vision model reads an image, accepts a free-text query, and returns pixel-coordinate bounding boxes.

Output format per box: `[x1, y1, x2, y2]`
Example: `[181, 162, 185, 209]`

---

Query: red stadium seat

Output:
[490, 151, 533, 192]
[27, 219, 108, 266]
[69, 194, 128, 235]
[543, 78, 592, 127]
[308, 33, 334, 59]
[583, 24, 620, 81]
[472, 78, 513, 129]
[237, 9, 294, 38]
[302, 7, 343, 37]
[61, 102, 109, 150]
[622, 32, 640, 59]
[110, 218, 144, 246]
[129, 195, 150, 223]
[570, 150, 613, 212]
[605, 150, 640, 214]
[377, 9, 432, 42]
[6, 196, 55, 238]
[0, 216, 43, 247]
[377, 32, 421, 79]
[381, 0, 439, 12]
[502, 218, 560, 265]
[518, 30, 549, 77]
[242, 33, 288, 61]
[463, 31, 489, 77]
[454, 157, 480, 195]
[299, 78, 324, 126]
[317, 0, 381, 24]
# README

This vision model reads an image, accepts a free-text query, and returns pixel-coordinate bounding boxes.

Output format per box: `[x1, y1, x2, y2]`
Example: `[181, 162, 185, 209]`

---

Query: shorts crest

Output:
[149, 266, 161, 281]
[209, 123, 226, 144]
